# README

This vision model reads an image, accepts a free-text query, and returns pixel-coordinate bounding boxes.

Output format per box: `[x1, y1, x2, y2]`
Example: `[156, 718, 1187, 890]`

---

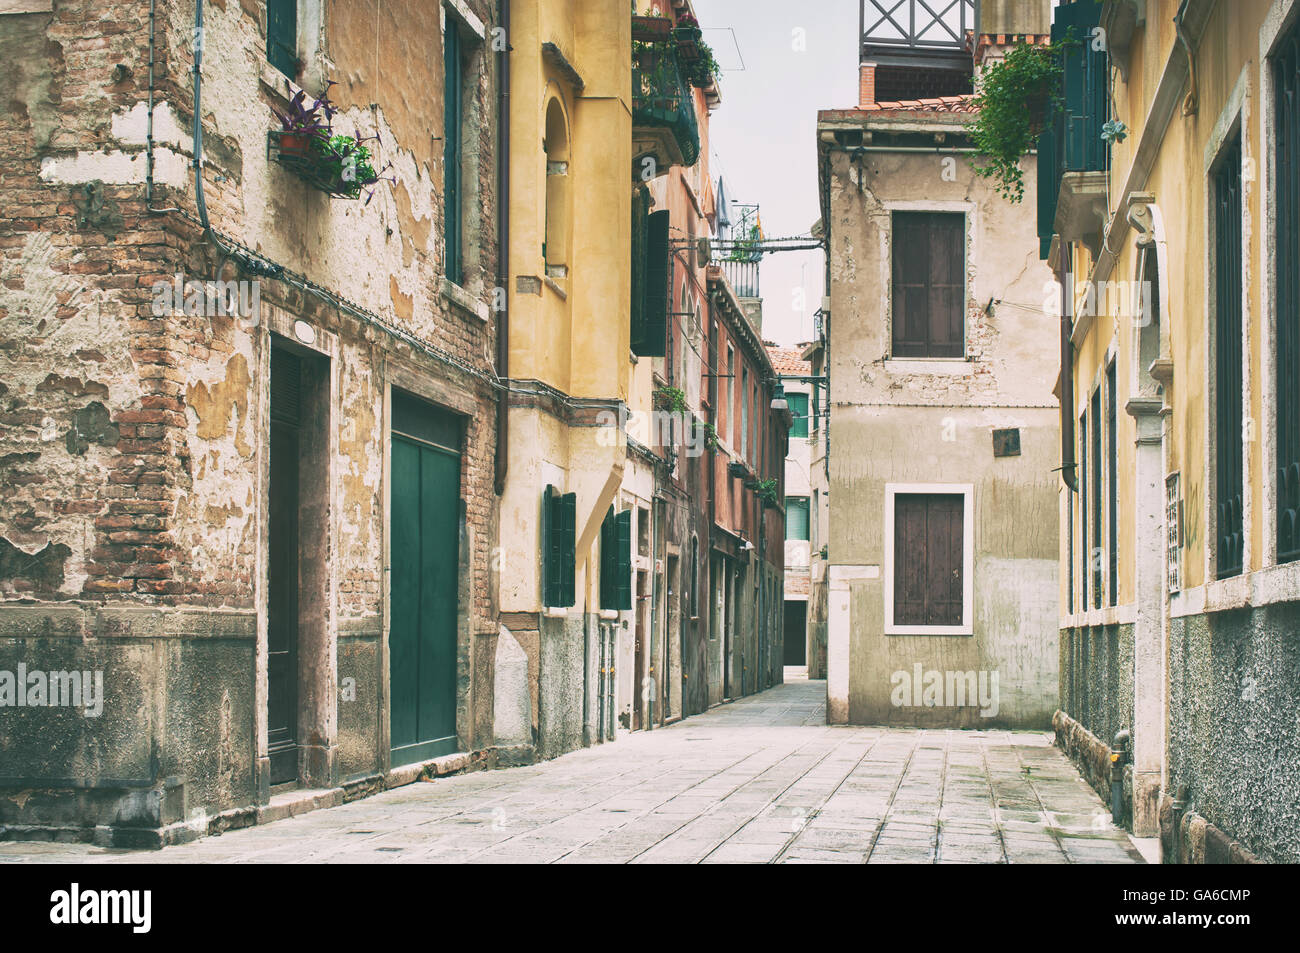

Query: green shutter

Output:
[444, 23, 464, 285]
[788, 393, 809, 438]
[631, 190, 649, 354]
[543, 487, 576, 608]
[599, 507, 615, 609]
[267, 0, 297, 77]
[634, 210, 670, 357]
[614, 510, 633, 610]
[1058, 1, 1106, 173]
[559, 492, 576, 607]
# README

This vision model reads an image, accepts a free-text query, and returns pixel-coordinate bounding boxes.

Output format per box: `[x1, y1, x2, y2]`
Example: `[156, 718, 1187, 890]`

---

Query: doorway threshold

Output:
[255, 786, 344, 826]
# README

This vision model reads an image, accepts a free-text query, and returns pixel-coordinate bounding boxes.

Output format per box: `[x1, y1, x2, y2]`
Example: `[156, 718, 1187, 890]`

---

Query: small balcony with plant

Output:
[268, 83, 392, 202]
[632, 15, 709, 172]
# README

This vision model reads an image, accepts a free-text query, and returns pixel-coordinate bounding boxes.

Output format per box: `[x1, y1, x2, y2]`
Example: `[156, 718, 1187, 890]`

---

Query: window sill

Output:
[541, 606, 569, 618]
[884, 624, 973, 637]
[1058, 604, 1137, 629]
[440, 277, 490, 323]
[884, 359, 973, 376]
[1204, 574, 1251, 614]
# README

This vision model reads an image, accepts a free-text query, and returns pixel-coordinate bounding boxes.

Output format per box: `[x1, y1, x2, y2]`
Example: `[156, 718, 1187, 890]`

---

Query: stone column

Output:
[1126, 396, 1165, 836]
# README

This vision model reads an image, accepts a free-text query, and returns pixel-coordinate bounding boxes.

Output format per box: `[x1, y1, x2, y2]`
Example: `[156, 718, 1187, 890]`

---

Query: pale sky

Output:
[695, 0, 861, 348]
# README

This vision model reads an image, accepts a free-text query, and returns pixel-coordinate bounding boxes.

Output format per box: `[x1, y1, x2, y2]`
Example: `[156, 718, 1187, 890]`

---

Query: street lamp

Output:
[770, 382, 787, 412]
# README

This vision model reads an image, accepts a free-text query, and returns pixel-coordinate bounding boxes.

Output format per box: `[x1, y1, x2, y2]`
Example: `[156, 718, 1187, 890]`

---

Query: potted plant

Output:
[269, 84, 392, 201]
[674, 12, 703, 60]
[653, 385, 689, 414]
[632, 10, 673, 41]
[966, 38, 1072, 203]
[684, 39, 719, 88]
[699, 421, 720, 452]
[270, 84, 337, 158]
[745, 477, 779, 507]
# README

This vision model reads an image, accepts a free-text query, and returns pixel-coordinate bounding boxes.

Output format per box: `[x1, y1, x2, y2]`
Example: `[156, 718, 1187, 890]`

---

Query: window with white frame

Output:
[884, 484, 974, 635]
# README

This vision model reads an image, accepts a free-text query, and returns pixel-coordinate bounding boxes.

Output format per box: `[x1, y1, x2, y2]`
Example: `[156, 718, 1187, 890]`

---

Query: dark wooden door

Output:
[390, 396, 461, 766]
[267, 350, 301, 786]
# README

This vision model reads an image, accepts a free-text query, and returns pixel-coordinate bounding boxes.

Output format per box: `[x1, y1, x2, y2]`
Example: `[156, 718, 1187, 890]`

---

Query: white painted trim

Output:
[883, 483, 975, 636]
[882, 203, 976, 361]
[1202, 69, 1252, 585]
[1259, 0, 1300, 568]
[443, 0, 487, 39]
[1057, 602, 1138, 629]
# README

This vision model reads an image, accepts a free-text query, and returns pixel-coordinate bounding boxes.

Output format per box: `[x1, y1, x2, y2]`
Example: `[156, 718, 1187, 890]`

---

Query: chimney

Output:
[979, 0, 1052, 36]
[859, 61, 877, 107]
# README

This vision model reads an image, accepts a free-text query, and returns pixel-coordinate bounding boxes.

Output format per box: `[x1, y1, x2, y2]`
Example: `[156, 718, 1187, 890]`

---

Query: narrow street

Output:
[3, 678, 1141, 865]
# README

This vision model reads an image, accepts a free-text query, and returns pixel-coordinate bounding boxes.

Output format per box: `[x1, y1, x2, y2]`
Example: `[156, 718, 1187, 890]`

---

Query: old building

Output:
[1041, 0, 1300, 864]
[803, 308, 831, 681]
[494, 0, 634, 758]
[0, 0, 501, 844]
[768, 345, 816, 671]
[815, 0, 1060, 728]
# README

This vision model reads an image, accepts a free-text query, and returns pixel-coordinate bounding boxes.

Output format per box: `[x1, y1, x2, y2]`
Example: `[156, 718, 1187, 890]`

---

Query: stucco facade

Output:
[817, 78, 1061, 729]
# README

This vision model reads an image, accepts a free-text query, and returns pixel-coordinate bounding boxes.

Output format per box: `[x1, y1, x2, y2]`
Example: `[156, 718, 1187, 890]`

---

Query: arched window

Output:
[1135, 242, 1164, 401]
[543, 98, 570, 277]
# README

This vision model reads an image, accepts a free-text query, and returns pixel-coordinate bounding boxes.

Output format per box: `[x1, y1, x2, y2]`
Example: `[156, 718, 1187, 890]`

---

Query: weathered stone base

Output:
[1158, 793, 1263, 865]
[1053, 709, 1111, 799]
[0, 745, 515, 848]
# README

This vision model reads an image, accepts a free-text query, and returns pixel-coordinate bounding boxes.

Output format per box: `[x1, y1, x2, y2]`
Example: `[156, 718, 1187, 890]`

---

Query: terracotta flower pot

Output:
[278, 131, 313, 158]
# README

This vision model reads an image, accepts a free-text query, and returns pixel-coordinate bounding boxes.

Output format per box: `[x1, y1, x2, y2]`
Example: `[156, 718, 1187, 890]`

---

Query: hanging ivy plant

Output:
[967, 39, 1071, 203]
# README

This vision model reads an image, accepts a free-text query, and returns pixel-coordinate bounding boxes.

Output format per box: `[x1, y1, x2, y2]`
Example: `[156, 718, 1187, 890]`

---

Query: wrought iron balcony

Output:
[632, 41, 701, 170]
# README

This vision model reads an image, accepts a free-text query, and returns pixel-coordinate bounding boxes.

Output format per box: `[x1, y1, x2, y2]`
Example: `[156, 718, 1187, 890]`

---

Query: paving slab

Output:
[0, 679, 1141, 865]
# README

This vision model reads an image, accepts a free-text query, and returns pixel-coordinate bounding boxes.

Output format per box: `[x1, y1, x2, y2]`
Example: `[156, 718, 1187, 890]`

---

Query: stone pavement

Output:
[0, 680, 1143, 864]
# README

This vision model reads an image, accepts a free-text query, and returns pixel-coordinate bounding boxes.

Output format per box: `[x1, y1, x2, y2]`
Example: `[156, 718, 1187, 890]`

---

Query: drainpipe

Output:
[1170, 783, 1190, 863]
[494, 0, 511, 495]
[1110, 728, 1131, 824]
[190, 0, 278, 278]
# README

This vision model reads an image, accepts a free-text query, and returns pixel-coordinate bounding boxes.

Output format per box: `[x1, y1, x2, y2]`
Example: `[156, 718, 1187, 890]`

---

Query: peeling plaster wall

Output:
[0, 0, 499, 837]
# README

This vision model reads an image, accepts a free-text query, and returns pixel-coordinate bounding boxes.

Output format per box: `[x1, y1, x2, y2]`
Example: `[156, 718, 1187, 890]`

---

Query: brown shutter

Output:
[929, 214, 965, 358]
[894, 494, 928, 625]
[894, 493, 964, 627]
[926, 495, 963, 626]
[891, 212, 965, 358]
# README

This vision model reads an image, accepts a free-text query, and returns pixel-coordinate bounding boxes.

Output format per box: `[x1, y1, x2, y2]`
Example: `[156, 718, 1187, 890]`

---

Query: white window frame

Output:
[883, 482, 975, 636]
[883, 199, 976, 364]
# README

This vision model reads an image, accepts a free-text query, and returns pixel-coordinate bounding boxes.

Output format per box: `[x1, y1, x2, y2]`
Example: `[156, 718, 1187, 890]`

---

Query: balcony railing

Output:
[720, 258, 760, 298]
[632, 41, 701, 168]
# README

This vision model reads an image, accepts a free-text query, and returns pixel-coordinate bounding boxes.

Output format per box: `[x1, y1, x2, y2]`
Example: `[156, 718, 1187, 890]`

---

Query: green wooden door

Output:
[390, 396, 461, 766]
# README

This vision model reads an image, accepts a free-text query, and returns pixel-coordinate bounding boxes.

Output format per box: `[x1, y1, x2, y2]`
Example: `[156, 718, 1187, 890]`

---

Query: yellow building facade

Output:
[1046, 0, 1299, 863]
